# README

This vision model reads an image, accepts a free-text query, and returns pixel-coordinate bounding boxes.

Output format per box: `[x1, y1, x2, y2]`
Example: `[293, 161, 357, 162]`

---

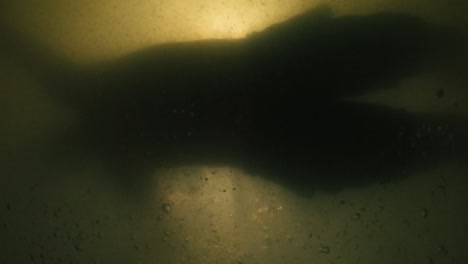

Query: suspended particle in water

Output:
[162, 203, 171, 213]
[75, 244, 82, 252]
[353, 213, 361, 220]
[319, 245, 330, 254]
[421, 208, 428, 218]
[436, 88, 444, 98]
[438, 244, 448, 254]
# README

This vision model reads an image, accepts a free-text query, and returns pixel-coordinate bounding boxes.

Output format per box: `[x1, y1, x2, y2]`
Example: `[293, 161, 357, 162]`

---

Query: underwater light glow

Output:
[0, 0, 324, 63]
[2, 0, 465, 64]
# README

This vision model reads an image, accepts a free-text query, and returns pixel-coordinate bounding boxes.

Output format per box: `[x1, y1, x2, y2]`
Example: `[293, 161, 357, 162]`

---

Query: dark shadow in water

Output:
[1, 5, 467, 196]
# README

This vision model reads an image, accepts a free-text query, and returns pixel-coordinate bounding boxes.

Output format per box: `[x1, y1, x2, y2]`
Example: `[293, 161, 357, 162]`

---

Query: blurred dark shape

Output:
[1, 5, 467, 195]
[437, 88, 444, 98]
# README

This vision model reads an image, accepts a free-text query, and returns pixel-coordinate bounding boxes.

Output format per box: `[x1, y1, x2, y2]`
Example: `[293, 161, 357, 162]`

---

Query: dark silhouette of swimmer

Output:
[1, 5, 466, 194]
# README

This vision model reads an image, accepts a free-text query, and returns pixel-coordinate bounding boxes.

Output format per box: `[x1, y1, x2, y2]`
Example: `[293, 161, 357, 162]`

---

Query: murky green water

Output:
[1, 1, 467, 263]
